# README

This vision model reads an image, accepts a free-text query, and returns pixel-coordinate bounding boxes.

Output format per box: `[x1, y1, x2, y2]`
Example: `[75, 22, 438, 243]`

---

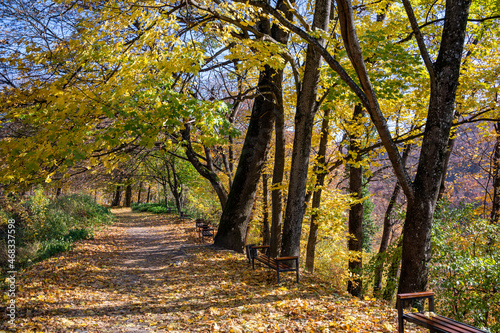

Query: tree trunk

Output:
[124, 184, 132, 207]
[347, 104, 364, 297]
[160, 184, 168, 208]
[280, 0, 331, 258]
[146, 185, 151, 203]
[269, 69, 286, 258]
[398, 0, 471, 294]
[383, 238, 402, 301]
[374, 182, 401, 297]
[214, 63, 276, 252]
[214, 2, 291, 253]
[490, 121, 500, 225]
[56, 187, 62, 198]
[438, 135, 456, 200]
[182, 124, 228, 210]
[165, 160, 183, 213]
[111, 185, 122, 207]
[137, 182, 143, 203]
[374, 145, 411, 296]
[262, 173, 270, 246]
[305, 108, 331, 273]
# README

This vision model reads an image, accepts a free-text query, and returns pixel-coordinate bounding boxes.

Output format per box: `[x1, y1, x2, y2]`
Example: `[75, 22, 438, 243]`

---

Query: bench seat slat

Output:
[255, 255, 295, 271]
[404, 313, 487, 333]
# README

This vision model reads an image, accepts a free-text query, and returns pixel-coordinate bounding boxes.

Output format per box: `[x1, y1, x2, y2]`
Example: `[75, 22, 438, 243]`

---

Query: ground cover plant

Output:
[0, 190, 114, 273]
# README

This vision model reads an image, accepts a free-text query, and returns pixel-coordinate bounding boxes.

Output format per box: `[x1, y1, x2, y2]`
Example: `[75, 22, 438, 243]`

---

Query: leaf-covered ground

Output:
[2, 209, 426, 332]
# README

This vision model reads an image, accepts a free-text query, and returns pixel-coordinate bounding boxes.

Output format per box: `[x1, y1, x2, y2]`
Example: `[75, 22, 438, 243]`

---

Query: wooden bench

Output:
[397, 291, 488, 333]
[180, 211, 191, 219]
[245, 244, 299, 284]
[195, 219, 214, 240]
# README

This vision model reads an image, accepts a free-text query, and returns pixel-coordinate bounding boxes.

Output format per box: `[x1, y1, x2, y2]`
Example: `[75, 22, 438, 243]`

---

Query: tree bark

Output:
[214, 2, 291, 253]
[111, 185, 122, 207]
[269, 72, 287, 258]
[383, 238, 402, 301]
[347, 104, 364, 297]
[124, 184, 132, 207]
[438, 135, 456, 200]
[490, 121, 500, 225]
[262, 173, 270, 246]
[305, 108, 331, 273]
[137, 182, 143, 203]
[166, 160, 183, 214]
[146, 185, 151, 203]
[374, 183, 401, 296]
[281, 0, 331, 258]
[374, 145, 411, 296]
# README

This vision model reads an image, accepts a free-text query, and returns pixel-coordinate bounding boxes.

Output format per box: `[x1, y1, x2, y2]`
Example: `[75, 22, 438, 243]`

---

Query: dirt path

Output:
[10, 209, 204, 332]
[6, 209, 424, 333]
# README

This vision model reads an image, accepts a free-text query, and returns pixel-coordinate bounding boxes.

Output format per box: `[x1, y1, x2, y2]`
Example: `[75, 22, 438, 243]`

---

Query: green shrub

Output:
[34, 209, 70, 241]
[48, 194, 114, 227]
[37, 239, 73, 260]
[150, 206, 168, 214]
[132, 202, 177, 214]
[430, 201, 500, 331]
[65, 228, 94, 241]
[1, 192, 114, 275]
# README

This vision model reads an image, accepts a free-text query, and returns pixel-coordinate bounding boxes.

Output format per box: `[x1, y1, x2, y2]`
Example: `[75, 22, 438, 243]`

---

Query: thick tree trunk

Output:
[305, 108, 331, 273]
[111, 185, 122, 207]
[214, 2, 291, 253]
[269, 75, 286, 258]
[214, 63, 276, 252]
[281, 0, 331, 258]
[398, 0, 471, 294]
[268, 0, 292, 257]
[262, 173, 270, 246]
[124, 184, 132, 207]
[347, 104, 364, 297]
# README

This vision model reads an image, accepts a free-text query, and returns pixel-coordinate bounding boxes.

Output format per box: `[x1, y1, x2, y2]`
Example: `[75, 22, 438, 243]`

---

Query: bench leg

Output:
[296, 268, 299, 283]
[277, 270, 280, 284]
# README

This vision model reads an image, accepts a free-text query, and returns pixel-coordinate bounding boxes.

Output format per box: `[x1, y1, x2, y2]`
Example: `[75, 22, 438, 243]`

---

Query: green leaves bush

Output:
[131, 202, 175, 214]
[430, 201, 500, 332]
[0, 191, 114, 273]
[37, 239, 73, 261]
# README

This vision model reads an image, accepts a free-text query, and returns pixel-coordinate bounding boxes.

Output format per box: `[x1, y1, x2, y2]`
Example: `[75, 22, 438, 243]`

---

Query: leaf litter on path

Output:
[2, 208, 425, 332]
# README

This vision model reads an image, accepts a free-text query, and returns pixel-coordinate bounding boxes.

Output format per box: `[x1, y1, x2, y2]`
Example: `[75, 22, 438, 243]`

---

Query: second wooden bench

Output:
[245, 244, 299, 284]
[195, 219, 214, 240]
[397, 291, 488, 333]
